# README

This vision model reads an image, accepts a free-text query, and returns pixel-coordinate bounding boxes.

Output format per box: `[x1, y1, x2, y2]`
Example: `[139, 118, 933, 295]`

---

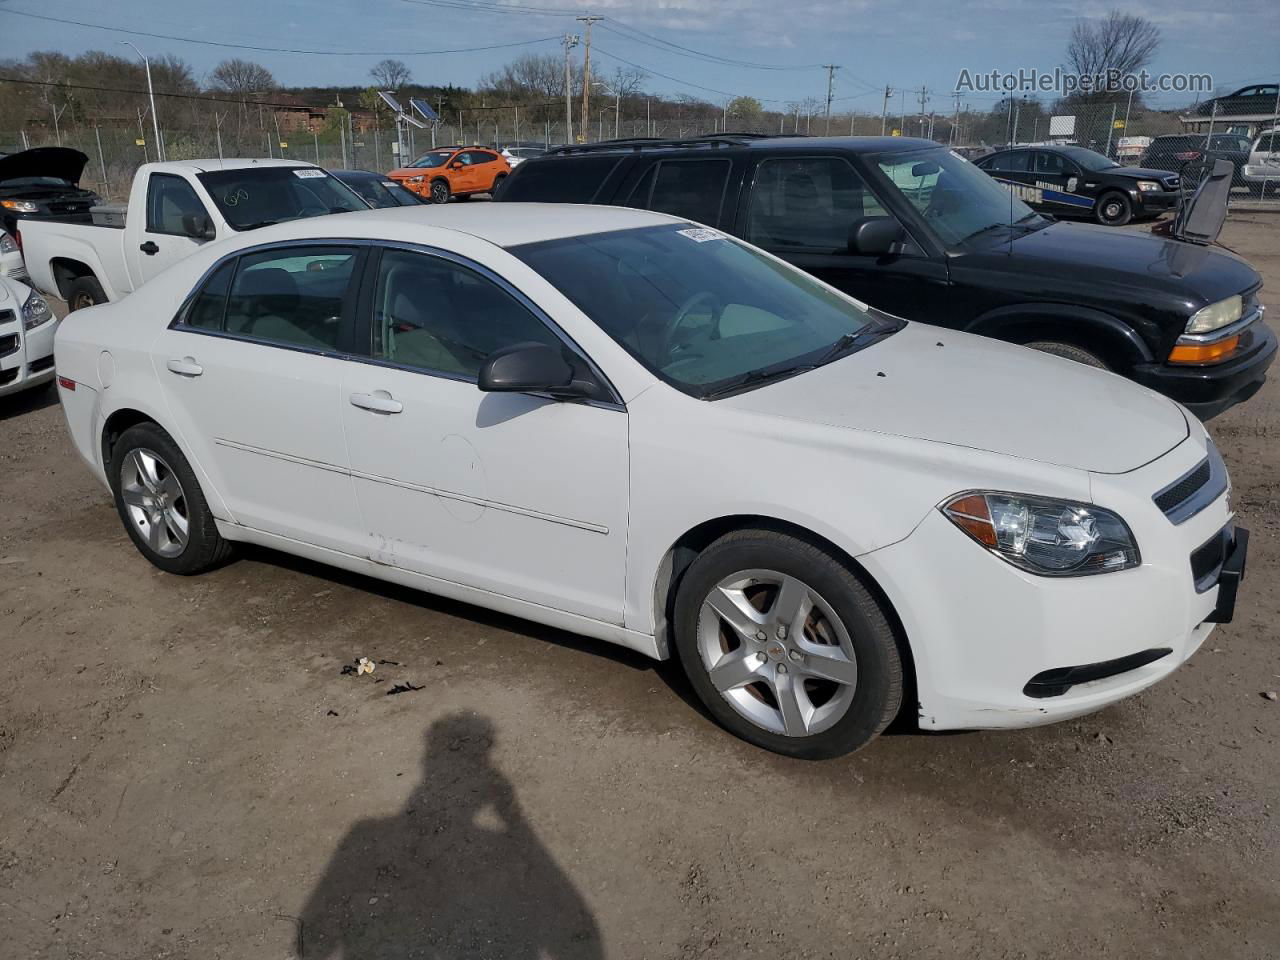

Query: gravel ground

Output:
[1, 215, 1278, 959]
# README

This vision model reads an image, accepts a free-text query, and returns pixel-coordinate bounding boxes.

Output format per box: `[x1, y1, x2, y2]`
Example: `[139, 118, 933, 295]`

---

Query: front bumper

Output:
[859, 433, 1239, 730]
[1130, 318, 1276, 420]
[1133, 189, 1179, 214]
[0, 312, 57, 398]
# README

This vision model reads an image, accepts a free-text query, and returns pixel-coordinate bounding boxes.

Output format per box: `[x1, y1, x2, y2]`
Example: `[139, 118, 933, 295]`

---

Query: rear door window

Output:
[745, 157, 889, 254]
[221, 246, 360, 352]
[987, 151, 1031, 173]
[182, 259, 236, 330]
[628, 159, 731, 227]
[500, 156, 621, 203]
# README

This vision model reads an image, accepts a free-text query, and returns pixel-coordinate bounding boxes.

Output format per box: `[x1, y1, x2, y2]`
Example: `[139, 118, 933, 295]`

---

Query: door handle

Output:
[166, 357, 203, 377]
[139, 241, 160, 255]
[349, 391, 403, 414]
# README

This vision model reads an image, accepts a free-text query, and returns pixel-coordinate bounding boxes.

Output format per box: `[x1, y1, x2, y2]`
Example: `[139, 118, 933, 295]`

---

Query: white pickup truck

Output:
[20, 158, 368, 310]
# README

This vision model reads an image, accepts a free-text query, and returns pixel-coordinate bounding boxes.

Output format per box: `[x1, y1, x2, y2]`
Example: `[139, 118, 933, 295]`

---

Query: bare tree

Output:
[208, 58, 275, 97]
[1065, 10, 1160, 103]
[370, 59, 412, 95]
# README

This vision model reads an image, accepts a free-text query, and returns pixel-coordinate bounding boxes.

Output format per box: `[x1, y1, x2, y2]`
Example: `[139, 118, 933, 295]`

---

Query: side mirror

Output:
[478, 342, 592, 400]
[848, 216, 905, 256]
[181, 212, 215, 241]
[450, 161, 464, 170]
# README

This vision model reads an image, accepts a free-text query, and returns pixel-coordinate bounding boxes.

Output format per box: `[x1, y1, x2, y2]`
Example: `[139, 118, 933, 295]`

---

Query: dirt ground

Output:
[2, 214, 1279, 960]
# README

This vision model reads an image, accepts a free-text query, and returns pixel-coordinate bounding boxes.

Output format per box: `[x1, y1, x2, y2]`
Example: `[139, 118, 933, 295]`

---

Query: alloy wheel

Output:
[696, 569, 858, 737]
[431, 181, 450, 203]
[120, 448, 190, 558]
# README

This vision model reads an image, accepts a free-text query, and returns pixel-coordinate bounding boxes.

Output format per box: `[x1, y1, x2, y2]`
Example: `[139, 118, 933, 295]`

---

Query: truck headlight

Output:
[21, 290, 52, 330]
[1137, 180, 1162, 192]
[0, 232, 16, 253]
[942, 492, 1140, 576]
[1185, 295, 1243, 335]
[1, 199, 39, 213]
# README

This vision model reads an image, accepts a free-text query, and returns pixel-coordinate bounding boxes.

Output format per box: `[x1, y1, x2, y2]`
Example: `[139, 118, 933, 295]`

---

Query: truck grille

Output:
[1153, 443, 1227, 524]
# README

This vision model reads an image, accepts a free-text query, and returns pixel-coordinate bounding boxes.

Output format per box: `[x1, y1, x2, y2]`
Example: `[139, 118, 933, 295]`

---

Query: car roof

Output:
[215, 202, 683, 251]
[161, 158, 318, 173]
[545, 134, 938, 158]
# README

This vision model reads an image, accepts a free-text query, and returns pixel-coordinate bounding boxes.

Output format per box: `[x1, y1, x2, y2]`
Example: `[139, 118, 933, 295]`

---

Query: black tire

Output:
[108, 421, 233, 575]
[1094, 191, 1132, 226]
[672, 529, 903, 759]
[67, 275, 107, 311]
[430, 178, 452, 204]
[1024, 340, 1110, 369]
[491, 172, 508, 195]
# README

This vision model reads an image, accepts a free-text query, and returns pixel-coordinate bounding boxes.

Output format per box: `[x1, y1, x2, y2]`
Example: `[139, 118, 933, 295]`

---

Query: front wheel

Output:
[430, 179, 452, 204]
[67, 275, 107, 311]
[673, 529, 903, 759]
[109, 422, 233, 575]
[1024, 340, 1110, 369]
[491, 173, 508, 195]
[1095, 191, 1132, 226]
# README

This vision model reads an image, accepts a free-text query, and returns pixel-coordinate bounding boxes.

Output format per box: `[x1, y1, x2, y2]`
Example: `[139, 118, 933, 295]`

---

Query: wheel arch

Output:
[101, 406, 162, 472]
[50, 257, 100, 301]
[650, 514, 917, 716]
[964, 303, 1155, 371]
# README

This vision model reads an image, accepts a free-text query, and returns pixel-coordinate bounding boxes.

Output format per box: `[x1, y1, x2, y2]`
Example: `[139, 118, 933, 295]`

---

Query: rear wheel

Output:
[1024, 340, 1110, 369]
[492, 172, 508, 195]
[67, 275, 107, 311]
[1095, 191, 1132, 226]
[673, 529, 902, 759]
[109, 422, 233, 575]
[430, 179, 452, 204]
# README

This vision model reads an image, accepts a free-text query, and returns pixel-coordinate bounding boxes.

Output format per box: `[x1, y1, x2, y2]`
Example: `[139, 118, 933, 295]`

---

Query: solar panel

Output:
[410, 98, 439, 122]
[377, 91, 403, 114]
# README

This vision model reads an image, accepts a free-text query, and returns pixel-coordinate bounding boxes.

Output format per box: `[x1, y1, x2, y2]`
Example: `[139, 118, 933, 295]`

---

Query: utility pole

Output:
[917, 86, 929, 137]
[120, 40, 163, 161]
[576, 15, 603, 141]
[822, 64, 840, 135]
[881, 85, 893, 135]
[562, 33, 580, 144]
[950, 92, 961, 145]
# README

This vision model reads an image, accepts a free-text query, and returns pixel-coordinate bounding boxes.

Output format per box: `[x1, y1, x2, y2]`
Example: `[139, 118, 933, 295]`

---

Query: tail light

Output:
[1175, 151, 1202, 161]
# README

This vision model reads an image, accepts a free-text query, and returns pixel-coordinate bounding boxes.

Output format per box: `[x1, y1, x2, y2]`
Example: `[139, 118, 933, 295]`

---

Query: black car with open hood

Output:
[0, 147, 101, 235]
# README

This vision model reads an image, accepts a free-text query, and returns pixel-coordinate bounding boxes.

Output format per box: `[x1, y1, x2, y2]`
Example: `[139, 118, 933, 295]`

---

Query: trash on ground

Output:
[386, 682, 424, 696]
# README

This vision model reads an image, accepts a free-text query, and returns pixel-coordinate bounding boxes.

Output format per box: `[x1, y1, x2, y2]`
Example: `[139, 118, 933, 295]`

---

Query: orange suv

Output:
[387, 146, 511, 204]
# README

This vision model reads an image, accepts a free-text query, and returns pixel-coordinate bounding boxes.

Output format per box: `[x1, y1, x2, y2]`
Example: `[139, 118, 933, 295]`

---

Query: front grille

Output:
[1191, 524, 1233, 592]
[1153, 443, 1228, 525]
[28, 356, 54, 374]
[1155, 459, 1211, 513]
[0, 332, 18, 358]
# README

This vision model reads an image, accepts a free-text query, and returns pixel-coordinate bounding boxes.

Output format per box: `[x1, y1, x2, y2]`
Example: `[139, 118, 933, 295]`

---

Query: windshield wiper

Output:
[815, 332, 862, 365]
[233, 218, 281, 231]
[702, 363, 816, 400]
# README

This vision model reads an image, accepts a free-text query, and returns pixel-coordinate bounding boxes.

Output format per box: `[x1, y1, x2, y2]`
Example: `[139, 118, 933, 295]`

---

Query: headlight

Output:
[942, 492, 1140, 576]
[1185, 295, 1243, 335]
[1, 200, 39, 212]
[1137, 180, 1162, 192]
[408, 175, 425, 184]
[0, 232, 16, 253]
[21, 290, 52, 331]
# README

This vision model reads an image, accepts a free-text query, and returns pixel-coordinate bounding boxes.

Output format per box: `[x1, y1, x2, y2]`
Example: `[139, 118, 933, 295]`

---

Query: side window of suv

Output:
[626, 159, 731, 227]
[501, 156, 621, 203]
[745, 157, 889, 254]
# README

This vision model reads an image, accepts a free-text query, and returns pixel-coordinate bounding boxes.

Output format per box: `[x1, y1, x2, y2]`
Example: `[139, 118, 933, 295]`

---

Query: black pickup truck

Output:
[0, 147, 100, 237]
[497, 134, 1273, 419]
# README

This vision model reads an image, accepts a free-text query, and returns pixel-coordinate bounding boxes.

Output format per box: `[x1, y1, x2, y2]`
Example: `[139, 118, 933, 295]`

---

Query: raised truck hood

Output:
[721, 322, 1189, 475]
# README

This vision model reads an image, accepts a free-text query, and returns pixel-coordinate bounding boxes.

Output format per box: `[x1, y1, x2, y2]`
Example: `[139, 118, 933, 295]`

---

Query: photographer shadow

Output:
[298, 712, 602, 959]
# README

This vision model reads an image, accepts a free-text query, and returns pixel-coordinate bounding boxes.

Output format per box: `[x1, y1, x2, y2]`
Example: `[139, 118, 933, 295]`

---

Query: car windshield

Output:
[875, 147, 1039, 248]
[338, 173, 420, 208]
[409, 151, 454, 168]
[196, 167, 367, 230]
[512, 224, 896, 398]
[1058, 147, 1119, 171]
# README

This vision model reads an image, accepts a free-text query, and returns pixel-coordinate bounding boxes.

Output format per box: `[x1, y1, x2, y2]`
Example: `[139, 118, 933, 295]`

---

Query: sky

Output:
[2, 0, 1277, 112]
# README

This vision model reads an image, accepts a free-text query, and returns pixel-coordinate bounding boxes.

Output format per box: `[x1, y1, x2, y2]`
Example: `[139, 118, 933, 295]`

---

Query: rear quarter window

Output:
[500, 156, 622, 203]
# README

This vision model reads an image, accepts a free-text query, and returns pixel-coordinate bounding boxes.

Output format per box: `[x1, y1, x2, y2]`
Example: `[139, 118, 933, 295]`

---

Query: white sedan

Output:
[1, 274, 57, 397]
[53, 204, 1246, 758]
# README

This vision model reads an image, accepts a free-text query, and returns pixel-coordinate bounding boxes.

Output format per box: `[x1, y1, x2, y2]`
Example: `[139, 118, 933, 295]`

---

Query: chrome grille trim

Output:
[1154, 442, 1228, 525]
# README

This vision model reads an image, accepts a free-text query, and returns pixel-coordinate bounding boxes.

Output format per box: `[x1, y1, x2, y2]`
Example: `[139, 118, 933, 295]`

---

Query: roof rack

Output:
[545, 132, 799, 156]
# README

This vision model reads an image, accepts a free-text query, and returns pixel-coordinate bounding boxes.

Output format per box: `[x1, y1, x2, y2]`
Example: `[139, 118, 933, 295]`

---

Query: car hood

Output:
[0, 147, 89, 186]
[1005, 221, 1259, 302]
[720, 323, 1188, 475]
[1106, 165, 1179, 181]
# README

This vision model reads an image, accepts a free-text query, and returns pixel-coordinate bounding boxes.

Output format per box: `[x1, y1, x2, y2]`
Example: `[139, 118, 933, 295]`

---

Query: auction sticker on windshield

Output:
[678, 227, 728, 243]
[292, 169, 327, 179]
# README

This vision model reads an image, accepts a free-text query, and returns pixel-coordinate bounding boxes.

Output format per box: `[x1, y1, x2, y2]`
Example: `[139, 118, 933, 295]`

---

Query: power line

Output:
[590, 45, 786, 103]
[1, 9, 559, 56]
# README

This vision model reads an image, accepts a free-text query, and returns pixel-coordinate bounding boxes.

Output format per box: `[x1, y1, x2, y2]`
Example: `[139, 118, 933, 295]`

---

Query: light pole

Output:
[593, 81, 621, 140]
[120, 41, 163, 161]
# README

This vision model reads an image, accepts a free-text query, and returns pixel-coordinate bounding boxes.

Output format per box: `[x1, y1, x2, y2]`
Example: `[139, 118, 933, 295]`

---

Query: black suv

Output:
[497, 134, 1273, 419]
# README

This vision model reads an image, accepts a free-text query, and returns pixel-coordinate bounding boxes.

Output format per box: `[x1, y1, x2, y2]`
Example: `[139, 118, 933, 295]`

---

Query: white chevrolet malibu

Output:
[54, 205, 1247, 758]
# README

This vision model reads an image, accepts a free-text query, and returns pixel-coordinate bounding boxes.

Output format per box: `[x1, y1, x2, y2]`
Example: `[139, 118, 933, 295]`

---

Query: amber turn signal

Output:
[1169, 336, 1239, 365]
[942, 493, 998, 547]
